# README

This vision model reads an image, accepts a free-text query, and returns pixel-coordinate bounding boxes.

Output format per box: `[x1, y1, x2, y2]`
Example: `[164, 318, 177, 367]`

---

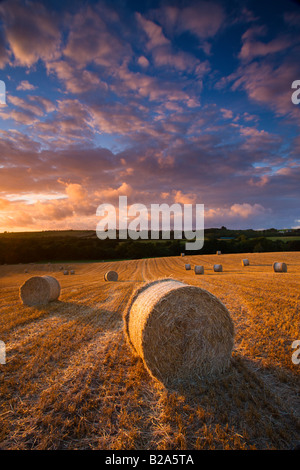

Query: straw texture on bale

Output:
[214, 264, 223, 272]
[64, 270, 69, 275]
[273, 262, 287, 273]
[185, 264, 191, 270]
[104, 270, 118, 281]
[123, 278, 235, 385]
[194, 265, 204, 275]
[242, 259, 250, 266]
[20, 275, 61, 306]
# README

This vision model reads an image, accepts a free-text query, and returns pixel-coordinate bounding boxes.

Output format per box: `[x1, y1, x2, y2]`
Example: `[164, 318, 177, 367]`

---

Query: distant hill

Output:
[0, 228, 299, 264]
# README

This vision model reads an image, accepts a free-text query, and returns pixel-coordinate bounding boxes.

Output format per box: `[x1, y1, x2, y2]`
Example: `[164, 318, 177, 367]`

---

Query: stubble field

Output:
[0, 252, 299, 450]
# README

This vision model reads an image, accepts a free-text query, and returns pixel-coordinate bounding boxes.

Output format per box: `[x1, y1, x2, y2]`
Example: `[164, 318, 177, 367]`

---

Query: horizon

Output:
[0, 226, 297, 234]
[0, 0, 300, 232]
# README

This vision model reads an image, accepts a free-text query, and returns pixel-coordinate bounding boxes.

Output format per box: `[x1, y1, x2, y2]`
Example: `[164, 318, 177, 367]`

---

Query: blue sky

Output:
[0, 0, 300, 231]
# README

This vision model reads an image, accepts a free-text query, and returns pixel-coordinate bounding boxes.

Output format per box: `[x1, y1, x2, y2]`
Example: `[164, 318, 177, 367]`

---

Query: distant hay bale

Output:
[273, 262, 287, 273]
[63, 270, 69, 275]
[59, 266, 63, 271]
[124, 279, 234, 385]
[70, 270, 75, 275]
[194, 265, 204, 275]
[20, 275, 61, 306]
[104, 270, 118, 281]
[185, 264, 191, 270]
[181, 253, 185, 257]
[24, 269, 28, 273]
[216, 251, 221, 255]
[241, 259, 249, 266]
[214, 264, 223, 272]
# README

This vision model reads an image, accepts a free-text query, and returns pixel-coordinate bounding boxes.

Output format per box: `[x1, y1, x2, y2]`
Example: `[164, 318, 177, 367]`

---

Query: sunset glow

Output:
[0, 0, 300, 232]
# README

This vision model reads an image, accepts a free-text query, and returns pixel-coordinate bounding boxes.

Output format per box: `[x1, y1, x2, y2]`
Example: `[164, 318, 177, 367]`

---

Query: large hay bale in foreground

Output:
[104, 270, 118, 281]
[124, 279, 234, 385]
[273, 262, 287, 273]
[194, 265, 204, 275]
[241, 259, 249, 266]
[20, 275, 61, 306]
[214, 264, 223, 272]
[185, 264, 191, 270]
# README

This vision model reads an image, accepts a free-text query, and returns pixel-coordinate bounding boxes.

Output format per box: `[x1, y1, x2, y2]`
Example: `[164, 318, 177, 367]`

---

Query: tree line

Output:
[0, 229, 299, 264]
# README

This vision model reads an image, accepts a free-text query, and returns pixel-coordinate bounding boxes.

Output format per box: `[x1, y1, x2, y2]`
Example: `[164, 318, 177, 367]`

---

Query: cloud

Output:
[136, 12, 170, 49]
[220, 108, 233, 119]
[0, 29, 10, 68]
[63, 182, 88, 202]
[137, 56, 150, 68]
[0, 108, 40, 125]
[63, 5, 128, 68]
[16, 80, 37, 91]
[28, 96, 56, 114]
[157, 2, 224, 40]
[229, 203, 269, 218]
[239, 26, 293, 62]
[136, 11, 210, 74]
[46, 60, 106, 94]
[0, 1, 299, 232]
[173, 190, 197, 205]
[205, 203, 271, 228]
[95, 182, 133, 202]
[230, 59, 300, 119]
[0, 0, 62, 66]
[8, 95, 44, 116]
[0, 93, 53, 125]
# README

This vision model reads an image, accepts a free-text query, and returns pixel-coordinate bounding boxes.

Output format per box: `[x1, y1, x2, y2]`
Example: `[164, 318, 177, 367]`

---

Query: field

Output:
[0, 252, 299, 450]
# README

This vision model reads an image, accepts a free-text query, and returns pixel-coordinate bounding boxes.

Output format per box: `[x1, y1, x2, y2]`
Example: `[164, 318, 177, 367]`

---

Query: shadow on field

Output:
[157, 353, 300, 450]
[31, 299, 122, 329]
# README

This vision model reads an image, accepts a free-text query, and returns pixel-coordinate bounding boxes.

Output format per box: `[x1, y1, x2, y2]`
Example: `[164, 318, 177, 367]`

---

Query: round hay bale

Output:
[59, 266, 64, 271]
[213, 264, 223, 272]
[273, 262, 287, 273]
[123, 278, 235, 385]
[181, 253, 185, 257]
[104, 270, 118, 281]
[241, 259, 249, 266]
[70, 270, 75, 275]
[63, 270, 69, 275]
[194, 265, 204, 275]
[185, 264, 191, 270]
[216, 251, 221, 255]
[20, 275, 61, 306]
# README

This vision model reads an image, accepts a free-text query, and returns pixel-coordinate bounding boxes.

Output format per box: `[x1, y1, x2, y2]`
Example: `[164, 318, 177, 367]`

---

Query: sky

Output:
[0, 0, 300, 232]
